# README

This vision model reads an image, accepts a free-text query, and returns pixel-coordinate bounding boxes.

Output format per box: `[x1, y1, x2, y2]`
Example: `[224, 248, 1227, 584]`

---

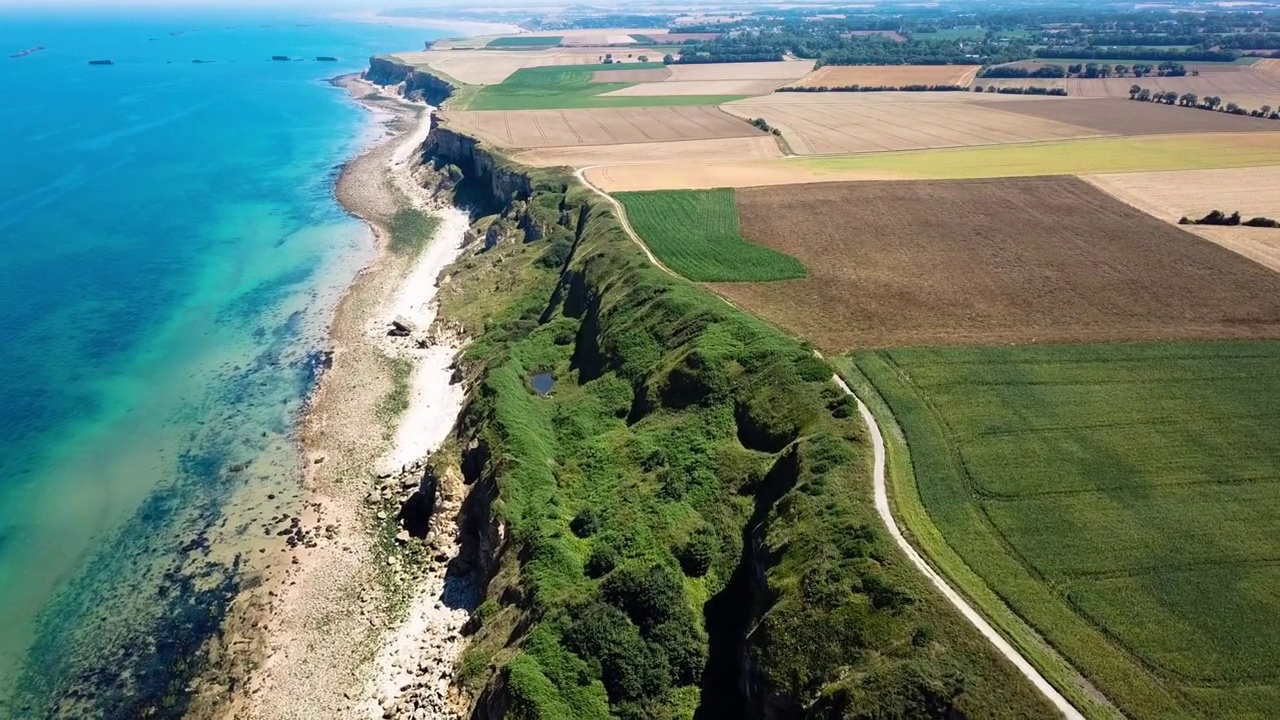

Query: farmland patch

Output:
[590, 67, 671, 83]
[792, 64, 980, 88]
[511, 135, 784, 168]
[849, 340, 1280, 719]
[615, 189, 805, 281]
[664, 60, 815, 82]
[981, 97, 1280, 134]
[721, 97, 1104, 154]
[441, 106, 763, 149]
[1084, 166, 1280, 274]
[709, 176, 1280, 351]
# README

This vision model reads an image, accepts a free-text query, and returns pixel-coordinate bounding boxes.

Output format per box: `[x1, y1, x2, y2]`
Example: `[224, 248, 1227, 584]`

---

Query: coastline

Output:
[192, 74, 476, 720]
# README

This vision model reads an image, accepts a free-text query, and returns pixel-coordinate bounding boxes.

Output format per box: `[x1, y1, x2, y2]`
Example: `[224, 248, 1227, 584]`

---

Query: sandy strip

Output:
[197, 76, 475, 720]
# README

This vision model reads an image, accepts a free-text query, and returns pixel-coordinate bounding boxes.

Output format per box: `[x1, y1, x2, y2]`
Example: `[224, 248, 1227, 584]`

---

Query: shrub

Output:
[649, 614, 707, 685]
[677, 525, 718, 577]
[585, 543, 620, 578]
[563, 602, 672, 702]
[600, 563, 683, 631]
[571, 507, 600, 538]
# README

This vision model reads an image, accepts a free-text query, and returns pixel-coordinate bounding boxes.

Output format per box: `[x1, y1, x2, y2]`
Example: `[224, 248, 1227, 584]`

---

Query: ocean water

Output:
[0, 10, 437, 717]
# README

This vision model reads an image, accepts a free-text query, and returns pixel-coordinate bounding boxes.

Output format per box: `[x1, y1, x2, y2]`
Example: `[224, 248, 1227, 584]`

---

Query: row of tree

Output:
[973, 85, 1069, 95]
[981, 61, 1189, 79]
[1128, 85, 1279, 119]
[1034, 46, 1235, 62]
[777, 83, 968, 92]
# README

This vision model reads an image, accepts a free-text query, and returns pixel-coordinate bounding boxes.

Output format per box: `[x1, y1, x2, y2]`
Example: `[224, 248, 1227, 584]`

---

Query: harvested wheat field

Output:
[600, 79, 786, 96]
[1257, 58, 1280, 78]
[587, 132, 1280, 190]
[721, 97, 1103, 154]
[707, 176, 1280, 351]
[1084, 167, 1280, 274]
[591, 68, 671, 83]
[664, 61, 816, 82]
[793, 64, 980, 88]
[979, 97, 1280, 134]
[440, 106, 762, 149]
[979, 68, 1280, 101]
[395, 49, 645, 85]
[512, 135, 784, 167]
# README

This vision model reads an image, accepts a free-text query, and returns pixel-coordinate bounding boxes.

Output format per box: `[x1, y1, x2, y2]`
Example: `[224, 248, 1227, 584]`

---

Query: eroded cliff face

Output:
[421, 127, 535, 213]
[364, 56, 454, 106]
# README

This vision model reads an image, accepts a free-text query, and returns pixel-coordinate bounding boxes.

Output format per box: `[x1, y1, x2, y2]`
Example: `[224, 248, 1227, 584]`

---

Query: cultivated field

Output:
[596, 60, 815, 98]
[616, 189, 806, 281]
[793, 64, 980, 87]
[395, 49, 651, 85]
[1084, 166, 1280, 273]
[591, 68, 671, 83]
[851, 340, 1280, 719]
[982, 97, 1280, 134]
[586, 133, 1280, 190]
[979, 66, 1280, 104]
[440, 106, 763, 149]
[722, 97, 1104, 154]
[511, 135, 784, 168]
[455, 64, 747, 111]
[706, 176, 1280, 350]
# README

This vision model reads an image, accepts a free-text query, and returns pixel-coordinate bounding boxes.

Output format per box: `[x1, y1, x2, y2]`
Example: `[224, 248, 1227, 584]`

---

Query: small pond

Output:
[531, 372, 555, 396]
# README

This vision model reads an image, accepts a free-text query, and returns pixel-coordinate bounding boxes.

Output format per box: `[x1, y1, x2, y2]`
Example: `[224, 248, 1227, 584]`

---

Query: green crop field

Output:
[486, 36, 562, 47]
[458, 64, 745, 110]
[847, 341, 1280, 720]
[615, 189, 806, 282]
[801, 133, 1280, 179]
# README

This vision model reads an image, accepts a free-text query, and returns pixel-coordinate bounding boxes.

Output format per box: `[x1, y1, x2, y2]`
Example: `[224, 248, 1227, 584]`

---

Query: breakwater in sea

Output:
[0, 13, 438, 717]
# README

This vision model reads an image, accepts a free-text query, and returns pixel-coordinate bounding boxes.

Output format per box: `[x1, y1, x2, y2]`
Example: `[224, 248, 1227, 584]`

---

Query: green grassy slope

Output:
[459, 64, 745, 110]
[433, 156, 1057, 719]
[615, 189, 806, 282]
[850, 341, 1280, 720]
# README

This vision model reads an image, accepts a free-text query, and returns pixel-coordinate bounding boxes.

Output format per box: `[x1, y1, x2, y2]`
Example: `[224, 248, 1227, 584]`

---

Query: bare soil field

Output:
[979, 97, 1280, 134]
[707, 176, 1280, 351]
[591, 68, 671, 83]
[1257, 59, 1280, 77]
[512, 135, 785, 167]
[396, 48, 651, 85]
[1084, 167, 1280, 274]
[664, 60, 816, 82]
[440, 106, 762, 149]
[721, 98, 1104, 154]
[793, 64, 980, 87]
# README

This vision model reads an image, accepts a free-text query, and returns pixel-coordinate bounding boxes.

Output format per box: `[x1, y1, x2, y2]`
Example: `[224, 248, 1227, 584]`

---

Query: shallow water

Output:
[0, 10, 437, 716]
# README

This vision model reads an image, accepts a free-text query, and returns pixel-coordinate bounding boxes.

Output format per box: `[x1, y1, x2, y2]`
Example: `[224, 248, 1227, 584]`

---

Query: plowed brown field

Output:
[511, 135, 784, 167]
[979, 97, 1280, 134]
[440, 106, 762, 149]
[709, 176, 1280, 351]
[793, 64, 979, 87]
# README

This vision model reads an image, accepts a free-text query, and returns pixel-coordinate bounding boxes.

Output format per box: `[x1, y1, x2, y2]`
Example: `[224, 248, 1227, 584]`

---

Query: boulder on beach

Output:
[389, 315, 416, 337]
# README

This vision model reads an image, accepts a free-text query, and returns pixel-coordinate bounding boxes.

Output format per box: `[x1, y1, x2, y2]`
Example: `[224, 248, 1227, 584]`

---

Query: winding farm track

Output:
[576, 160, 1089, 717]
[834, 374, 1086, 720]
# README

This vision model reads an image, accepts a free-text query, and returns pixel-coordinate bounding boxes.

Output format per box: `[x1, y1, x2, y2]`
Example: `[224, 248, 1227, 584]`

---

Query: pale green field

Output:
[802, 133, 1280, 179]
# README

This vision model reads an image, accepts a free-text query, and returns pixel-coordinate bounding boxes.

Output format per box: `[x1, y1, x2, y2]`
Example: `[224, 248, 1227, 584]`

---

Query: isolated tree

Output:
[662, 53, 675, 64]
[1129, 83, 1142, 99]
[1179, 92, 1197, 107]
[1261, 105, 1273, 117]
[1138, 87, 1151, 102]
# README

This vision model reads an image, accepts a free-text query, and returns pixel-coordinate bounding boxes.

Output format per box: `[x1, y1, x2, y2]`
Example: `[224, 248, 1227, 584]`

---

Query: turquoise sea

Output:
[0, 10, 438, 717]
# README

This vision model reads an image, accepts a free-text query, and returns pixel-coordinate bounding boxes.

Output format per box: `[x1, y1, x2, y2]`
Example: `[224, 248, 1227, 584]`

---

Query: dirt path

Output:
[574, 166, 679, 278]
[831, 373, 1087, 720]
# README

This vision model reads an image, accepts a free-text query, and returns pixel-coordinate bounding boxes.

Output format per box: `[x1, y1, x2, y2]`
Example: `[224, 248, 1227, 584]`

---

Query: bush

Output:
[585, 543, 620, 578]
[563, 602, 672, 702]
[600, 563, 683, 631]
[571, 507, 600, 538]
[539, 237, 574, 270]
[649, 614, 707, 685]
[677, 525, 718, 577]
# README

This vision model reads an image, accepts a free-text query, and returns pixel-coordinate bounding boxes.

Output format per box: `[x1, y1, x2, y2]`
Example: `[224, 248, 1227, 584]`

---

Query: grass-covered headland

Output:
[422, 126, 1054, 719]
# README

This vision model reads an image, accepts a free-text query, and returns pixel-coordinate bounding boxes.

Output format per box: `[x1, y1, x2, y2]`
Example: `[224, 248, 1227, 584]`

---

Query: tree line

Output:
[1033, 47, 1235, 62]
[1128, 85, 1279, 119]
[981, 61, 1189, 79]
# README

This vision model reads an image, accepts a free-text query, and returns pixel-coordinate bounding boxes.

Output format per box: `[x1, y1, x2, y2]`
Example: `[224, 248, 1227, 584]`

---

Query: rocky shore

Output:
[194, 74, 477, 720]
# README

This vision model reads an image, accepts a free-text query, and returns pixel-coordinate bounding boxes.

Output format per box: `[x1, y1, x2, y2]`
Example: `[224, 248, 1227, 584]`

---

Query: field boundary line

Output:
[830, 365, 1094, 720]
[574, 166, 678, 278]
